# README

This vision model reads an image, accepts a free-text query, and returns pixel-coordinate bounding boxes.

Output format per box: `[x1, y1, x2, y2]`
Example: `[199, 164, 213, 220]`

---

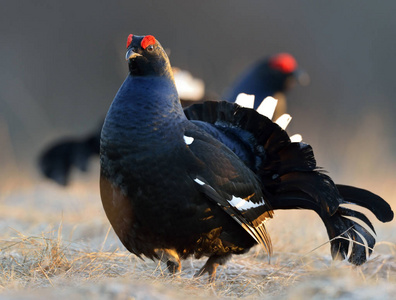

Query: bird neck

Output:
[102, 74, 186, 141]
[129, 55, 174, 79]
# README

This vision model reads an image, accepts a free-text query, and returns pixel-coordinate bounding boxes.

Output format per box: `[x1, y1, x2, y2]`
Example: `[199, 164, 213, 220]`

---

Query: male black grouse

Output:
[100, 34, 393, 281]
[38, 51, 305, 186]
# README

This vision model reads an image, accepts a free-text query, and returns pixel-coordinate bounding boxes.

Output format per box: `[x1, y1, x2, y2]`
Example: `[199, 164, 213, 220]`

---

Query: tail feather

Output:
[336, 185, 394, 222]
[324, 207, 376, 265]
[339, 206, 375, 233]
[256, 96, 278, 119]
[271, 172, 341, 215]
[271, 192, 376, 265]
[261, 143, 316, 176]
[184, 100, 394, 266]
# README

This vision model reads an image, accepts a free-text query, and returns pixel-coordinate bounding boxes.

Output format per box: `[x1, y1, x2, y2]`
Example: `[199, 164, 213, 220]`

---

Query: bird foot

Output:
[194, 254, 231, 283]
[194, 263, 218, 283]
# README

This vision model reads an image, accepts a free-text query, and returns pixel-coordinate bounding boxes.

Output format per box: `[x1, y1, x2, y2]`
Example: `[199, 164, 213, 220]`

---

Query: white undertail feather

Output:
[290, 134, 303, 142]
[256, 96, 278, 119]
[235, 93, 255, 109]
[236, 93, 303, 140]
[275, 114, 292, 130]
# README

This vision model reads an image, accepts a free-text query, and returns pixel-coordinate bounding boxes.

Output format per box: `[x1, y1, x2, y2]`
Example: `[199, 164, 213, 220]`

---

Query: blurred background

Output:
[0, 0, 395, 203]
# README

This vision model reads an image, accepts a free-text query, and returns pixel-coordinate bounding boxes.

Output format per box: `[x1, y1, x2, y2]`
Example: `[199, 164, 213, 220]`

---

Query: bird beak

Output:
[125, 49, 142, 61]
[294, 69, 310, 86]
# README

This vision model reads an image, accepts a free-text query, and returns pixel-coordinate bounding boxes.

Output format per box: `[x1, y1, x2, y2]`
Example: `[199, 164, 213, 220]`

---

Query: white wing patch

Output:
[183, 135, 194, 145]
[228, 195, 265, 211]
[235, 93, 255, 109]
[193, 178, 205, 185]
[192, 177, 272, 255]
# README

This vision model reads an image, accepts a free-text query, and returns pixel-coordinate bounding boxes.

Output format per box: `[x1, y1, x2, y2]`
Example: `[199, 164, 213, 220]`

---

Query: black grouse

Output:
[38, 52, 305, 186]
[99, 34, 394, 281]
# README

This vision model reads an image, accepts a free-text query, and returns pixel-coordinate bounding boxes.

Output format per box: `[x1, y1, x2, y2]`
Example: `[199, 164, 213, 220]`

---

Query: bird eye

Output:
[147, 45, 154, 52]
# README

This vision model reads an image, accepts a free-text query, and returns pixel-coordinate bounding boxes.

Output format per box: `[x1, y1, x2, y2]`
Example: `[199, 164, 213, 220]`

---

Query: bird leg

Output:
[194, 254, 231, 282]
[154, 248, 181, 275]
[166, 260, 181, 274]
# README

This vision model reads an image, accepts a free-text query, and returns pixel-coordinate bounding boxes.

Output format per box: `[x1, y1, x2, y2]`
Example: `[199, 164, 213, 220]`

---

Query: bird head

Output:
[268, 53, 310, 91]
[125, 34, 173, 78]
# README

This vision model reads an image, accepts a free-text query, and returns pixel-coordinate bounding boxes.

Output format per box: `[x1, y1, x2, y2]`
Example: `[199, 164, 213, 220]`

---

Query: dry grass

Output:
[0, 167, 395, 299]
[0, 228, 394, 300]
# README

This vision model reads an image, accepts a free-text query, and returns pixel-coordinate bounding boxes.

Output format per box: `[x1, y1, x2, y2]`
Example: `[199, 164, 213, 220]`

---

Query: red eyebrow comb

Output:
[126, 34, 133, 48]
[141, 35, 156, 49]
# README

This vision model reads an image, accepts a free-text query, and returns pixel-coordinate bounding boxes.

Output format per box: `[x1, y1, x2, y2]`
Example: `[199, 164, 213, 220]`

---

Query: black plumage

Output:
[100, 34, 393, 281]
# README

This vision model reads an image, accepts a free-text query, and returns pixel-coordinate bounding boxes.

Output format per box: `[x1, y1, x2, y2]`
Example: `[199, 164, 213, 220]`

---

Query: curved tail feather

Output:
[270, 191, 377, 265]
[336, 185, 394, 222]
[323, 206, 376, 265]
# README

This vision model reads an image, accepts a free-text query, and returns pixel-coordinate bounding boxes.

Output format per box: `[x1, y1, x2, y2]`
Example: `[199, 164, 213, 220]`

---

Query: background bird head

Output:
[267, 53, 309, 92]
[125, 34, 173, 78]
